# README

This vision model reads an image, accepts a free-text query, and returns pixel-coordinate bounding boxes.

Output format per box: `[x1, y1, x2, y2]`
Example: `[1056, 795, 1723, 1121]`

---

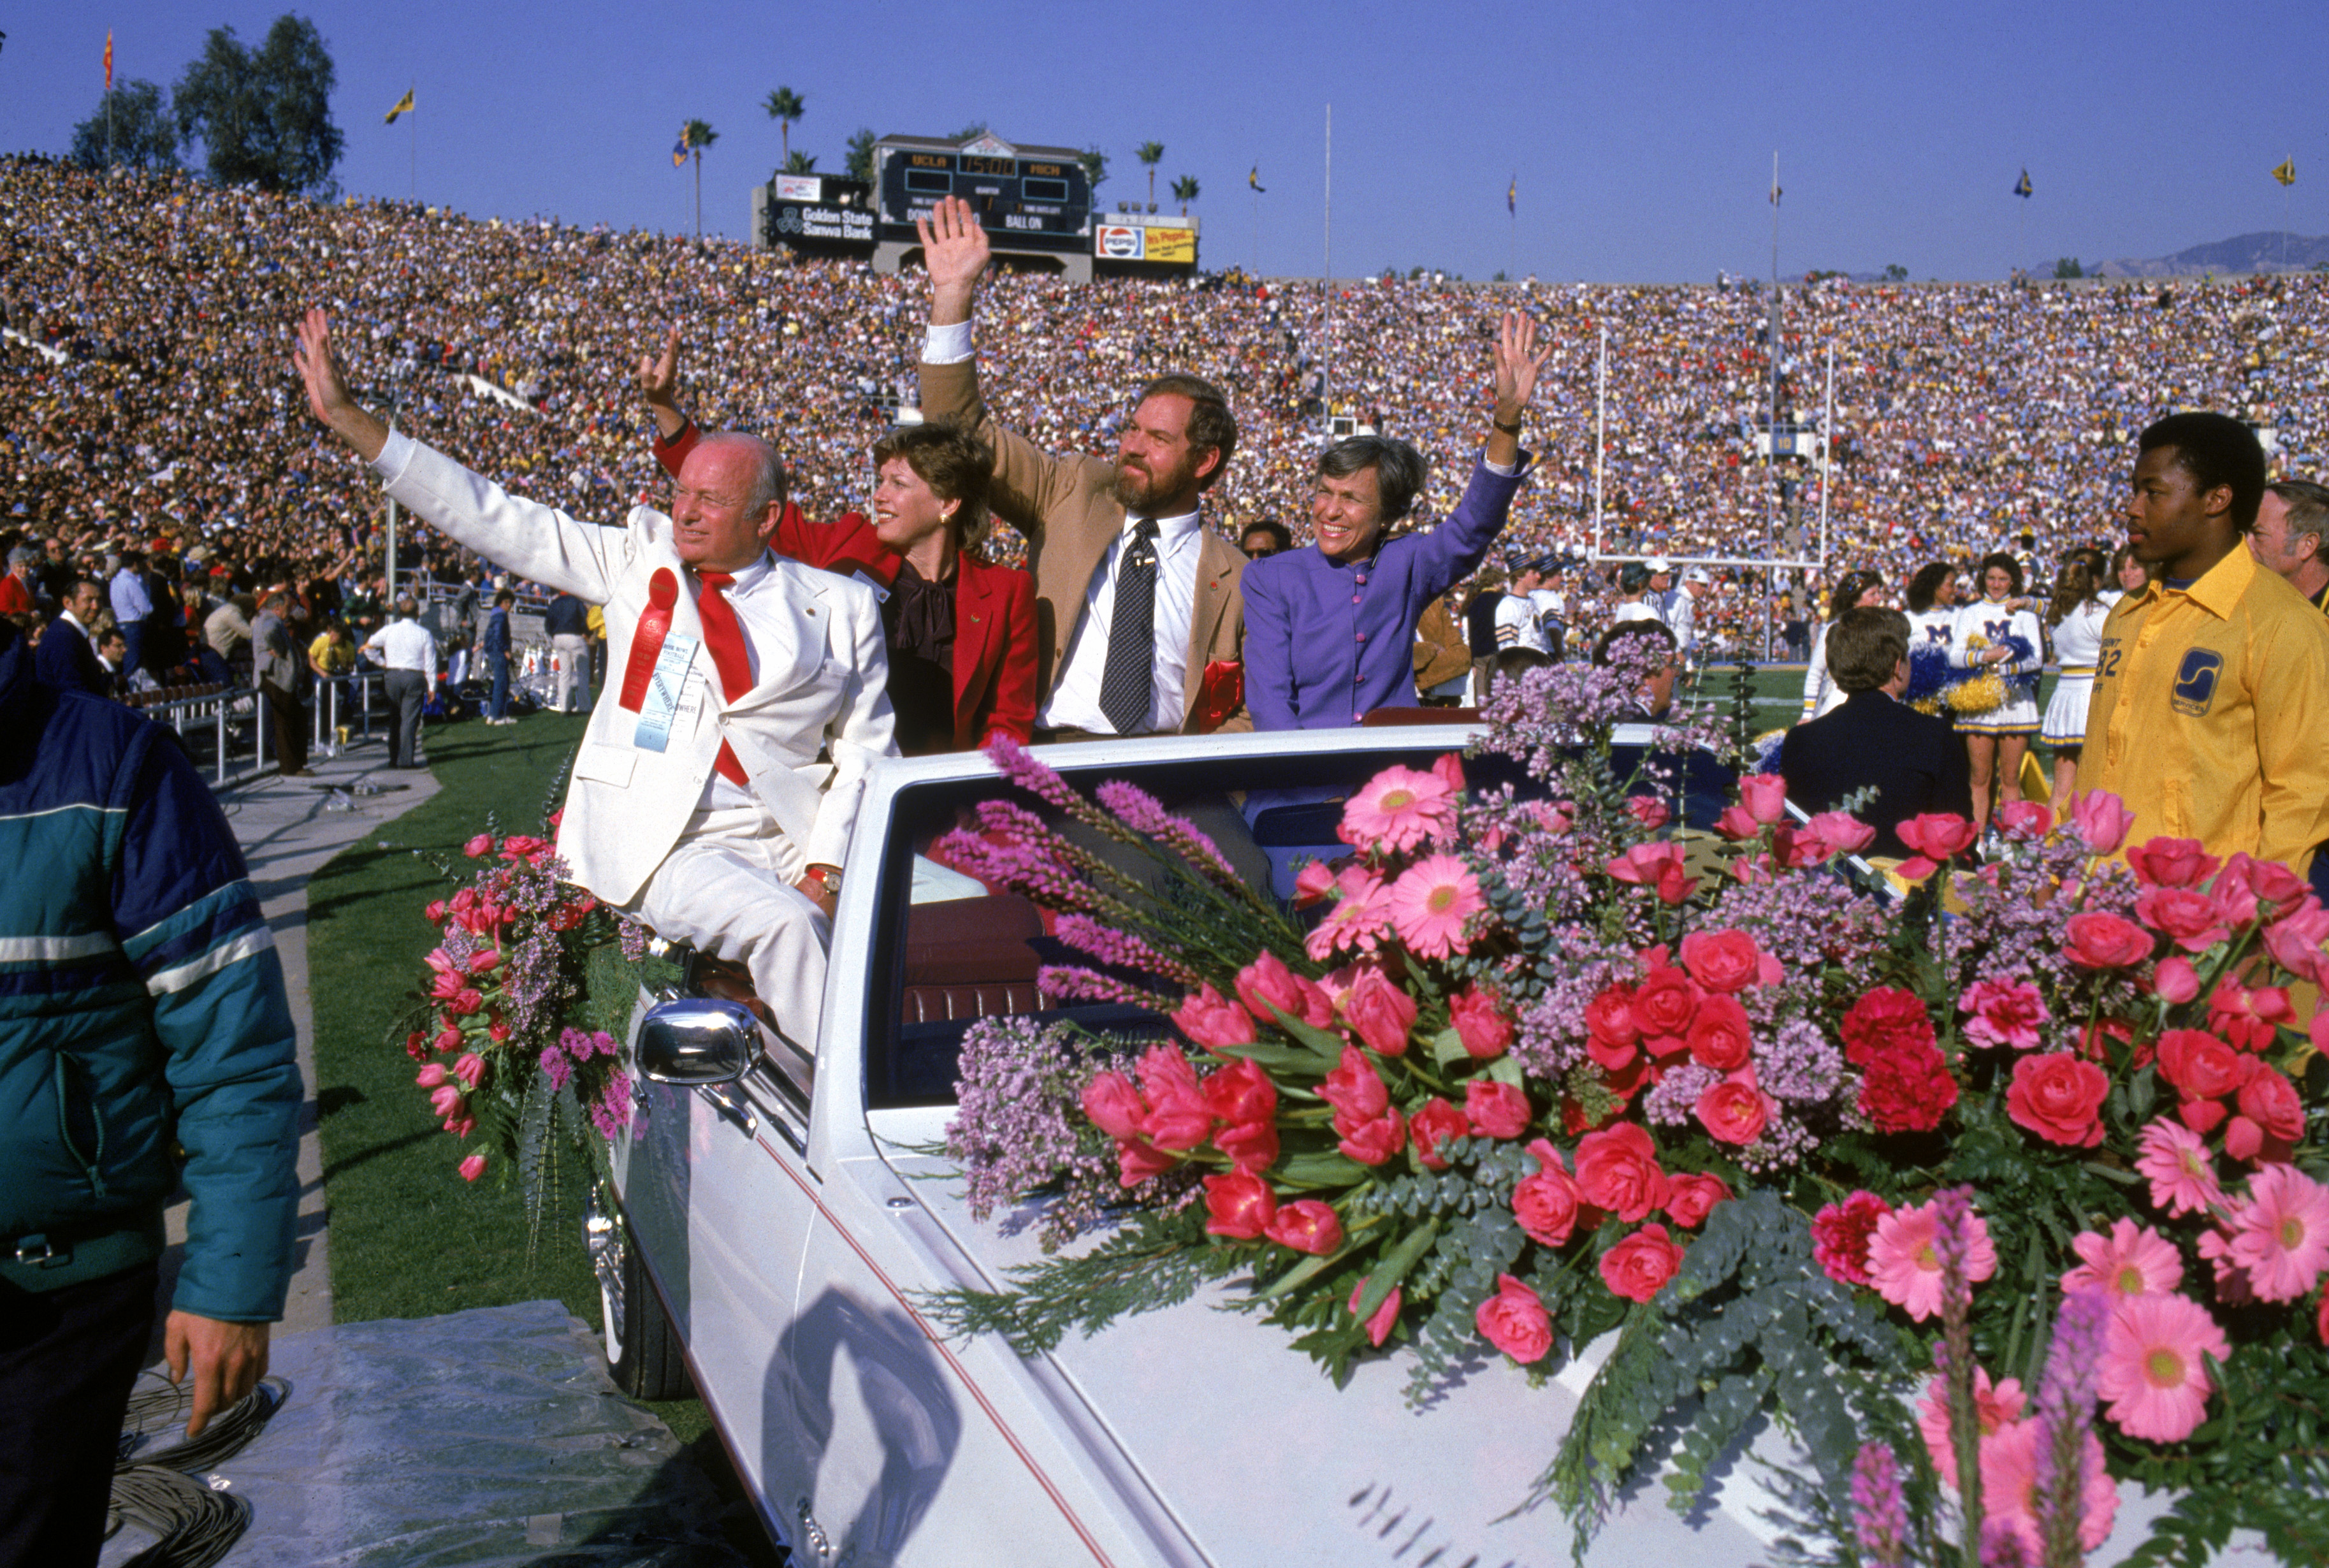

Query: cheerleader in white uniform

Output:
[2043, 549, 2112, 801]
[1903, 561, 1963, 650]
[1950, 551, 2046, 831]
[1799, 569, 1888, 722]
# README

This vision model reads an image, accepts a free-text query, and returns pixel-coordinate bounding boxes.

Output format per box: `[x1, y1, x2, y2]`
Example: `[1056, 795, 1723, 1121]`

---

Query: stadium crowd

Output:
[2, 154, 2323, 675]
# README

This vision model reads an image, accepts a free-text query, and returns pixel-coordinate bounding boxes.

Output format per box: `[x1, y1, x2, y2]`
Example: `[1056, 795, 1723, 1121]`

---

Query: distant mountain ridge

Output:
[2085, 231, 2329, 279]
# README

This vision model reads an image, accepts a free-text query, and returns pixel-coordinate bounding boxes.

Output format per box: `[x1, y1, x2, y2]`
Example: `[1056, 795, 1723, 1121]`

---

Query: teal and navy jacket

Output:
[0, 620, 301, 1319]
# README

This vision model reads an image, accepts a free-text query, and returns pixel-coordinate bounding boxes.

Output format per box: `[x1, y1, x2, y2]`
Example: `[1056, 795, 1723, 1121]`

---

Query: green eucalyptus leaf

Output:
[1352, 1217, 1442, 1321]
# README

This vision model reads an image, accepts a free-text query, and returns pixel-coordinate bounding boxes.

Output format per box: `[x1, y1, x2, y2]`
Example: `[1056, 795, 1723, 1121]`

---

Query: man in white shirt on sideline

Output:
[1493, 557, 1553, 656]
[1526, 560, 1570, 662]
[108, 551, 153, 681]
[1669, 565, 1711, 670]
[363, 598, 439, 770]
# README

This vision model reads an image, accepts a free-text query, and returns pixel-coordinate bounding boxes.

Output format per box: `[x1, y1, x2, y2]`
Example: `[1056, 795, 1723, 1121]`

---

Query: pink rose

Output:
[2068, 789, 2136, 854]
[1803, 810, 1878, 859]
[1897, 813, 1978, 860]
[1606, 841, 1699, 904]
[1624, 795, 1673, 831]
[1631, 965, 1701, 1042]
[1409, 1098, 1471, 1169]
[1337, 1107, 1407, 1166]
[1341, 964, 1419, 1056]
[1685, 994, 1754, 1072]
[1292, 860, 1337, 906]
[1448, 986, 1515, 1059]
[1712, 804, 1763, 841]
[1695, 1078, 1770, 1145]
[2063, 911, 2154, 969]
[2153, 956, 2202, 1005]
[463, 832, 495, 858]
[458, 1152, 487, 1182]
[2006, 1052, 2110, 1147]
[1663, 1171, 1734, 1228]
[1347, 1277, 1403, 1347]
[2236, 1066, 2304, 1144]
[1322, 1045, 1391, 1122]
[2156, 1029, 2247, 1103]
[1513, 1139, 1586, 1245]
[1600, 1222, 1687, 1302]
[1475, 1273, 1553, 1363]
[1573, 1122, 1670, 1221]
[2262, 899, 2329, 984]
[1173, 984, 1258, 1052]
[451, 988, 484, 1017]
[1264, 1198, 1344, 1256]
[1738, 773, 1789, 825]
[1585, 985, 1641, 1054]
[1995, 800, 2054, 839]
[423, 899, 448, 924]
[1464, 1080, 1531, 1140]
[1203, 1170, 1278, 1238]
[2214, 853, 2310, 924]
[1235, 948, 1334, 1031]
[2126, 836, 2220, 889]
[2137, 886, 2232, 953]
[1678, 928, 1764, 994]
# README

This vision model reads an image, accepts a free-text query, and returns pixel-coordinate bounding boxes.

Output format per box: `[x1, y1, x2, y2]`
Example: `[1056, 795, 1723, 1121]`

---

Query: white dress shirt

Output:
[364, 617, 440, 684]
[686, 549, 797, 809]
[925, 321, 1202, 735]
[110, 569, 152, 624]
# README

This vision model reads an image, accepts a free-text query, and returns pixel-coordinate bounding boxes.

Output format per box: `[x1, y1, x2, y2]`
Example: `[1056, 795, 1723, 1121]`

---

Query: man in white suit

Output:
[294, 309, 894, 1049]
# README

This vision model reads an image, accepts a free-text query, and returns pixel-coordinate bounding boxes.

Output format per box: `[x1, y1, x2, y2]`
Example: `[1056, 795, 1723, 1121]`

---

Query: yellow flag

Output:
[384, 87, 415, 125]
[2272, 158, 2296, 187]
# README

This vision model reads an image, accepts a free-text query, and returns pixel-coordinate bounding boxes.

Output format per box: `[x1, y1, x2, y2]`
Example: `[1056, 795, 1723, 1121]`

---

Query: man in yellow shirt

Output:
[2082, 412, 2329, 874]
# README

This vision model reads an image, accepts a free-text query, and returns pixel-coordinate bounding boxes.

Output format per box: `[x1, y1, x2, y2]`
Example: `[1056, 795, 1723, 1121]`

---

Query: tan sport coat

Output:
[919, 356, 1249, 733]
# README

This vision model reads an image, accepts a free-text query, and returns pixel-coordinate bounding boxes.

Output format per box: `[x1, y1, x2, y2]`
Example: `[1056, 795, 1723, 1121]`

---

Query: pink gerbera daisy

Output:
[1339, 765, 1455, 853]
[2133, 1117, 2224, 1218]
[2061, 1217, 2184, 1300]
[1385, 853, 1486, 959]
[2225, 1163, 2329, 1303]
[1303, 869, 1393, 962]
[2098, 1292, 2228, 1442]
[1974, 1418, 2120, 1557]
[1867, 1198, 1998, 1321]
[1915, 1366, 2025, 1487]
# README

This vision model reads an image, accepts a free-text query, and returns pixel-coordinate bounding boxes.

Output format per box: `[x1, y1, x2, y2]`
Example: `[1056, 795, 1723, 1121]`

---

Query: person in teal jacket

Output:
[0, 615, 301, 1567]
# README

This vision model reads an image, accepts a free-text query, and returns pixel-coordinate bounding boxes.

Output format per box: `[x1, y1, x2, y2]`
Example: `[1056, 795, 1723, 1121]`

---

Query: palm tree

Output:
[764, 87, 804, 164]
[1136, 141, 1164, 208]
[783, 151, 817, 175]
[1172, 175, 1200, 216]
[845, 127, 877, 184]
[682, 119, 717, 239]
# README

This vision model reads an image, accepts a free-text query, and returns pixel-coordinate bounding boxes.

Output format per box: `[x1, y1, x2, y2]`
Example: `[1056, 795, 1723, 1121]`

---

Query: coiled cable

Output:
[104, 1371, 287, 1567]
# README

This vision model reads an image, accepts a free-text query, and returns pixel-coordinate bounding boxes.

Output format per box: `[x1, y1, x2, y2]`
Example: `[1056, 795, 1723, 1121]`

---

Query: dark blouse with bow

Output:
[883, 560, 955, 755]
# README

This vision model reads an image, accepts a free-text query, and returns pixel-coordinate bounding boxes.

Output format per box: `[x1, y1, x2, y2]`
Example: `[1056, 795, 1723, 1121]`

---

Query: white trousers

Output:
[626, 805, 832, 1050]
[551, 634, 592, 713]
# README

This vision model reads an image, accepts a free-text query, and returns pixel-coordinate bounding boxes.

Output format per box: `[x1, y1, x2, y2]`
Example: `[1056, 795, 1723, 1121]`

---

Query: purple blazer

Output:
[1241, 455, 1528, 729]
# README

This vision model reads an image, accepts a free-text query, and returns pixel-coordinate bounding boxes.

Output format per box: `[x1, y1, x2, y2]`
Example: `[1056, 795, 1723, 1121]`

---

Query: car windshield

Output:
[863, 740, 1490, 1111]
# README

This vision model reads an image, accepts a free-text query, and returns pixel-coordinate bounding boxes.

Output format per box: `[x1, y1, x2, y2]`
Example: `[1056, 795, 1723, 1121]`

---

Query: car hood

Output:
[905, 1170, 1790, 1568]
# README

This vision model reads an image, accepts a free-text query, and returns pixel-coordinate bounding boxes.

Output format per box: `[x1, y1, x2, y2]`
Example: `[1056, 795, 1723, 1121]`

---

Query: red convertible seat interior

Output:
[900, 894, 1048, 1024]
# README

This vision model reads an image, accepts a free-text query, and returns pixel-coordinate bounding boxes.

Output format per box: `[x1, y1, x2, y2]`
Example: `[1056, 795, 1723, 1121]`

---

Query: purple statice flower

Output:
[1850, 1442, 1910, 1568]
[1054, 913, 1201, 987]
[1704, 866, 1887, 984]
[2031, 1288, 2111, 1564]
[1731, 1112, 1818, 1175]
[1755, 1018, 1843, 1106]
[538, 1043, 574, 1093]
[1510, 934, 1636, 1079]
[616, 914, 651, 964]
[1036, 964, 1179, 1013]
[1641, 1063, 1722, 1128]
[1094, 780, 1238, 885]
[945, 1017, 1121, 1247]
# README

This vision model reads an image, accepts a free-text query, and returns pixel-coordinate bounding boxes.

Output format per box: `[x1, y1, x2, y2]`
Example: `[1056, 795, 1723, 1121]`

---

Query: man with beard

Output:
[916, 196, 1249, 737]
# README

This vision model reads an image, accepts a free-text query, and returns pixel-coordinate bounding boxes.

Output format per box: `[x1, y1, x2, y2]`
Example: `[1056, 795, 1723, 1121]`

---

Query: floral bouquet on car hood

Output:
[928, 658, 2329, 1564]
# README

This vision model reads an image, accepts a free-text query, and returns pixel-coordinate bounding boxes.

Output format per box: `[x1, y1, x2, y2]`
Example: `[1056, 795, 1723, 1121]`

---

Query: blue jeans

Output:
[486, 653, 511, 720]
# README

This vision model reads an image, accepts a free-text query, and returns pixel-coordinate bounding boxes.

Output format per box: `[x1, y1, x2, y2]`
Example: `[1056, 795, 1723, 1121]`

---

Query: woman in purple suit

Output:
[1242, 313, 1551, 730]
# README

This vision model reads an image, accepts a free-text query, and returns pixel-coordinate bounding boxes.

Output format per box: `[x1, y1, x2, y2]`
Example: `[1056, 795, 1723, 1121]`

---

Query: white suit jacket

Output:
[373, 433, 896, 906]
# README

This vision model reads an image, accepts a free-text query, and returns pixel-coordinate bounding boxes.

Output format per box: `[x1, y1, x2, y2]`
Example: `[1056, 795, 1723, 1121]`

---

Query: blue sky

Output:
[1, 0, 2321, 282]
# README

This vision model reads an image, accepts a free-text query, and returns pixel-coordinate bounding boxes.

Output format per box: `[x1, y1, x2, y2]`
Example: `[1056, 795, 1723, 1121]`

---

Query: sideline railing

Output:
[126, 671, 387, 784]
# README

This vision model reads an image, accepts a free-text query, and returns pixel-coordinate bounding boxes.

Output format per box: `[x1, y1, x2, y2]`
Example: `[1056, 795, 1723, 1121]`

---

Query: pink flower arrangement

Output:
[2061, 1219, 2184, 1300]
[2098, 1292, 2228, 1441]
[1385, 854, 1485, 958]
[2224, 1163, 2329, 1302]
[1339, 763, 1457, 853]
[1868, 1198, 1998, 1320]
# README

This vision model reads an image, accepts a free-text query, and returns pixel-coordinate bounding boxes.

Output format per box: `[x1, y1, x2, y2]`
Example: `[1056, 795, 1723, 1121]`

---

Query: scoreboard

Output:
[876, 144, 1091, 254]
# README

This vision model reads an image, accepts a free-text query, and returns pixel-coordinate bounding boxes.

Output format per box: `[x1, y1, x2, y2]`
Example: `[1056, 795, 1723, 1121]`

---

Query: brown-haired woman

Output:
[1799, 569, 1886, 721]
[2042, 548, 2110, 801]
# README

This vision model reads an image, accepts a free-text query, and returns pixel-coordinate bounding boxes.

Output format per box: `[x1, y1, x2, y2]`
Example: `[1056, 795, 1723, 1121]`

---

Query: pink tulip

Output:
[458, 1153, 488, 1182]
[1804, 810, 1877, 859]
[414, 1062, 449, 1088]
[1996, 800, 2053, 840]
[463, 832, 495, 859]
[2153, 956, 2202, 1005]
[428, 1084, 465, 1119]
[2068, 790, 2135, 855]
[1897, 813, 1978, 861]
[1291, 860, 1337, 907]
[452, 1052, 486, 1089]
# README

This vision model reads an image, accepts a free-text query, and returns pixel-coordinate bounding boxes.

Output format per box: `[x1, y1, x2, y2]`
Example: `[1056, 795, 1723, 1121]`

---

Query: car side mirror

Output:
[637, 998, 757, 1086]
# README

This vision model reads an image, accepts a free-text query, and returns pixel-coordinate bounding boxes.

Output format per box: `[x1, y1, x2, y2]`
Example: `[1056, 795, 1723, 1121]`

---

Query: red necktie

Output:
[693, 570, 754, 787]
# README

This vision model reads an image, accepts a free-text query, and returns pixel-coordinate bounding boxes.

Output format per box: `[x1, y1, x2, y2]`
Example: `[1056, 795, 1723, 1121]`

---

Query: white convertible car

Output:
[586, 726, 1796, 1567]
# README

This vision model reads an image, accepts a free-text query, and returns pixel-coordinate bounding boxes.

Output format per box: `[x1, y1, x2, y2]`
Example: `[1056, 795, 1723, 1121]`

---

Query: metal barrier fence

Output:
[127, 671, 386, 785]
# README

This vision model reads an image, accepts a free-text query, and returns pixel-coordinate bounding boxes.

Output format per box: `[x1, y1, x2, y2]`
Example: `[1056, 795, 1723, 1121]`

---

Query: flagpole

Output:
[1322, 103, 1333, 433]
[1592, 323, 1607, 558]
[409, 85, 417, 201]
[1818, 340, 1834, 570]
[1767, 150, 1781, 664]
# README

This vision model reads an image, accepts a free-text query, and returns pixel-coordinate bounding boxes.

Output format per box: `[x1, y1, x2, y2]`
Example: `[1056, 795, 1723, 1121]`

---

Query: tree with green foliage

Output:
[783, 151, 816, 175]
[681, 119, 717, 239]
[70, 79, 179, 172]
[1171, 174, 1198, 215]
[763, 86, 804, 164]
[1080, 145, 1109, 194]
[172, 14, 343, 195]
[950, 120, 989, 142]
[1882, 263, 1908, 281]
[2053, 256, 2084, 279]
[1136, 141, 1164, 206]
[845, 127, 877, 184]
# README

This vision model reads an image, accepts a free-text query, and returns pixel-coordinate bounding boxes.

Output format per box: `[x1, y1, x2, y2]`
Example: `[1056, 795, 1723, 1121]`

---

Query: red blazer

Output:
[655, 422, 1036, 750]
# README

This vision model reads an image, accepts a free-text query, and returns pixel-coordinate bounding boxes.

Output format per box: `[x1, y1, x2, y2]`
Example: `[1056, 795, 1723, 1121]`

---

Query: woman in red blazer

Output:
[647, 408, 1034, 754]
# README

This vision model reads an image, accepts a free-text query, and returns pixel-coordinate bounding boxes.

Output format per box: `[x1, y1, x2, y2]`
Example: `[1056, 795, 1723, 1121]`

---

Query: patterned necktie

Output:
[694, 570, 754, 786]
[1098, 518, 1160, 736]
